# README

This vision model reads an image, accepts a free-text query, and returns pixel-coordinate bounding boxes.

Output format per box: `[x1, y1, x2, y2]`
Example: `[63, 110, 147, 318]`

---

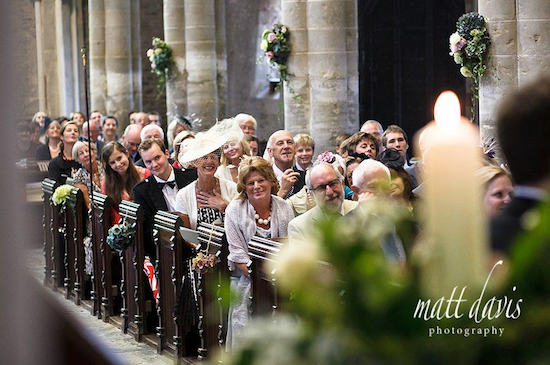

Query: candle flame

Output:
[434, 91, 461, 128]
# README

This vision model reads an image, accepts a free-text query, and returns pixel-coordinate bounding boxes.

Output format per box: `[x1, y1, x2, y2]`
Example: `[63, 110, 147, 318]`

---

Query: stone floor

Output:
[25, 248, 178, 365]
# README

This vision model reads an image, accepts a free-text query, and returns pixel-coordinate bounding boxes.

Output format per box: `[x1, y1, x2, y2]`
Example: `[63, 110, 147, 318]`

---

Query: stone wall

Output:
[17, 1, 40, 119]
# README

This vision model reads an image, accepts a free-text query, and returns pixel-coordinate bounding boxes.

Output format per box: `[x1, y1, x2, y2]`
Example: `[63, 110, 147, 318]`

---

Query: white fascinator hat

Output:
[178, 118, 244, 168]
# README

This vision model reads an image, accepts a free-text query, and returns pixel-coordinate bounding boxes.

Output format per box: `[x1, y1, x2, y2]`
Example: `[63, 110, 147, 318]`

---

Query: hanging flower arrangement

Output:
[260, 24, 291, 83]
[51, 184, 75, 213]
[106, 221, 135, 254]
[147, 37, 175, 98]
[449, 12, 491, 121]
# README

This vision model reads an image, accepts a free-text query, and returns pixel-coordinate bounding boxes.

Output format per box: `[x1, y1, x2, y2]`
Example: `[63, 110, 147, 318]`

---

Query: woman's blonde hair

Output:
[221, 138, 251, 166]
[236, 156, 279, 200]
[475, 165, 512, 191]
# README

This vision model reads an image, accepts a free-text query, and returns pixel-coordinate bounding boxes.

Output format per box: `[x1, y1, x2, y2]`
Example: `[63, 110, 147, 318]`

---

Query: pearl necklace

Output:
[254, 214, 271, 226]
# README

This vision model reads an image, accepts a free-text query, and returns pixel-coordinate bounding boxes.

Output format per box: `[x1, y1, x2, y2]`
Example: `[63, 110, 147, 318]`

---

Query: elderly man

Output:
[360, 119, 384, 147]
[82, 120, 105, 156]
[121, 124, 142, 162]
[133, 138, 197, 257]
[133, 112, 150, 127]
[235, 113, 257, 135]
[351, 159, 406, 264]
[266, 130, 305, 199]
[288, 163, 358, 243]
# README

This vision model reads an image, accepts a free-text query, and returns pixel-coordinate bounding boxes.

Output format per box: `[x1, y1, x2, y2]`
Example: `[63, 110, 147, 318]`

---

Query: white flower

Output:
[453, 52, 463, 64]
[154, 48, 162, 55]
[260, 39, 268, 51]
[449, 32, 461, 45]
[151, 62, 156, 70]
[460, 66, 473, 78]
[147, 49, 154, 57]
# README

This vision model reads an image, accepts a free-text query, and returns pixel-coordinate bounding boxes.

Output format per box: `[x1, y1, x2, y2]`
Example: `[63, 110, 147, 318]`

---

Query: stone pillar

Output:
[70, 0, 85, 112]
[517, 0, 550, 85]
[306, 0, 351, 154]
[184, 0, 219, 129]
[164, 0, 187, 119]
[215, 0, 228, 118]
[55, 0, 76, 116]
[344, 0, 359, 129]
[130, 0, 142, 111]
[34, 0, 46, 112]
[89, 0, 107, 115]
[104, 0, 134, 127]
[282, 0, 310, 135]
[478, 0, 518, 143]
[41, 0, 61, 116]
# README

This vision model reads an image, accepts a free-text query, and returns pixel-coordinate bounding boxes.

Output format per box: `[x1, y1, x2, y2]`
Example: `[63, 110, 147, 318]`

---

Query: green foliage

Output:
[106, 221, 135, 254]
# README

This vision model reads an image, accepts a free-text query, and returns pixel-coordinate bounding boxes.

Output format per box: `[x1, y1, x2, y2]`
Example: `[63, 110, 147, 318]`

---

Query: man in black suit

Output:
[133, 138, 197, 257]
[490, 76, 550, 254]
[266, 130, 306, 199]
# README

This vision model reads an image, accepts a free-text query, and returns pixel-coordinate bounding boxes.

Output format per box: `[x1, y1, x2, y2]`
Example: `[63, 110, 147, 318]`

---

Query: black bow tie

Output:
[157, 180, 176, 189]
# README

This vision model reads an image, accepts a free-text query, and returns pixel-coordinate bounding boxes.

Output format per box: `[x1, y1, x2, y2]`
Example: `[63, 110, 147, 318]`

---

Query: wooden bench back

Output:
[41, 178, 56, 288]
[154, 211, 197, 357]
[118, 200, 148, 340]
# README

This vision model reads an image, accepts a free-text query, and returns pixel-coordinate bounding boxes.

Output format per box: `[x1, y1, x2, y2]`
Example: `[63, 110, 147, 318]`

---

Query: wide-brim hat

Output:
[179, 118, 243, 166]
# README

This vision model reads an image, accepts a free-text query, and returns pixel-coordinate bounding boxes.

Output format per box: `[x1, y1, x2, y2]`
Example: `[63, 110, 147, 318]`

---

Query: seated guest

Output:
[225, 156, 294, 349]
[491, 78, 550, 254]
[360, 119, 384, 148]
[288, 162, 358, 244]
[265, 130, 306, 199]
[121, 124, 142, 162]
[345, 156, 364, 201]
[89, 110, 102, 125]
[175, 119, 240, 229]
[48, 121, 81, 184]
[133, 112, 150, 127]
[17, 121, 41, 160]
[340, 131, 379, 160]
[216, 137, 251, 183]
[101, 141, 150, 225]
[35, 120, 61, 161]
[30, 121, 42, 146]
[167, 116, 191, 152]
[351, 159, 407, 263]
[82, 120, 104, 157]
[235, 113, 257, 135]
[476, 165, 514, 218]
[171, 131, 195, 168]
[70, 111, 86, 131]
[244, 134, 260, 156]
[294, 133, 315, 172]
[72, 140, 103, 208]
[133, 138, 197, 257]
[335, 133, 351, 156]
[389, 167, 416, 212]
[100, 116, 119, 143]
[135, 124, 166, 168]
[148, 111, 161, 127]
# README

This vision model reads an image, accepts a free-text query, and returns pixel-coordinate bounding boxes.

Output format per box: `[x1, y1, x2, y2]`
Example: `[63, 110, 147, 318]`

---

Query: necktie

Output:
[158, 180, 176, 189]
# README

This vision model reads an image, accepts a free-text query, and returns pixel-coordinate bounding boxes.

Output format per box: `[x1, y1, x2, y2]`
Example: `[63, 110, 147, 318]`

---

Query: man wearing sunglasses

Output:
[288, 162, 358, 244]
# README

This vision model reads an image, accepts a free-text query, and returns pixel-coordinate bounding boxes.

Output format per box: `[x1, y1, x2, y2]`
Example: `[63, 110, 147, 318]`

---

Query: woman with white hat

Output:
[174, 119, 241, 229]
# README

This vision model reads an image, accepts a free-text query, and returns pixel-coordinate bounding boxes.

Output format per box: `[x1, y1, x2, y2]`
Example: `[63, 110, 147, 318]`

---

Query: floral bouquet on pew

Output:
[106, 221, 135, 254]
[192, 251, 220, 275]
[51, 184, 75, 213]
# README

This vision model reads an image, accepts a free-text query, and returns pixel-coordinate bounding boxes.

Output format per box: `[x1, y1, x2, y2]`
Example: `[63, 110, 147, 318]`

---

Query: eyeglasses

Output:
[312, 179, 341, 194]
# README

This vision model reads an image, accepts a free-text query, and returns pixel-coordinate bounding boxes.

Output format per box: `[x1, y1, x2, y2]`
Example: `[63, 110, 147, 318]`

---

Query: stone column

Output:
[517, 0, 550, 85]
[88, 0, 107, 115]
[164, 0, 187, 119]
[70, 0, 85, 112]
[104, 0, 134, 126]
[306, 0, 350, 154]
[34, 0, 46, 112]
[478, 0, 518, 143]
[344, 0, 359, 129]
[184, 0, 218, 129]
[215, 0, 228, 118]
[55, 0, 76, 116]
[282, 0, 310, 135]
[130, 0, 142, 111]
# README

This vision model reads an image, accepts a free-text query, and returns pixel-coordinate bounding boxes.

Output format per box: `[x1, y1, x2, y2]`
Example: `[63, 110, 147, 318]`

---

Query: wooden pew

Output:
[41, 178, 56, 288]
[248, 236, 285, 318]
[194, 223, 228, 358]
[63, 186, 86, 304]
[118, 200, 149, 340]
[153, 211, 198, 358]
[90, 192, 122, 321]
[51, 186, 65, 291]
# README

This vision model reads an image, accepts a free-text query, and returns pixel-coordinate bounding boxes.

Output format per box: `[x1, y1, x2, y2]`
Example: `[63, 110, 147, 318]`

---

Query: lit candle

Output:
[419, 91, 488, 298]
